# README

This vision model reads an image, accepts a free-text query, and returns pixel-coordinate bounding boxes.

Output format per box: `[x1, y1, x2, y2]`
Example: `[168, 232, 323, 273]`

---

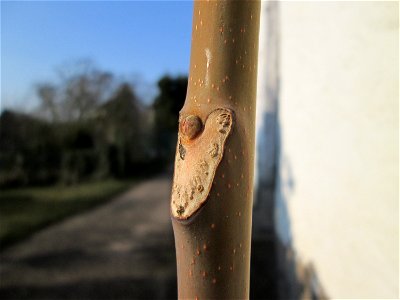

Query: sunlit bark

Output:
[171, 1, 261, 299]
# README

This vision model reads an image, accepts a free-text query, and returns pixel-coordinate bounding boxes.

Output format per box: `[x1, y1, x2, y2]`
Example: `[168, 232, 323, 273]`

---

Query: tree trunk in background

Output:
[170, 1, 260, 299]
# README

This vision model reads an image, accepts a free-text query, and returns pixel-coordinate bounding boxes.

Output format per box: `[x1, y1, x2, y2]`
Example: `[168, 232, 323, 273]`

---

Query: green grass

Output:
[0, 179, 133, 249]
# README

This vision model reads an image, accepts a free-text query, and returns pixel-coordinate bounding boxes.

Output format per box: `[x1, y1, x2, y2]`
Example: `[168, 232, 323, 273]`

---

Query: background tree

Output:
[152, 75, 188, 161]
[36, 60, 114, 122]
[2, 59, 188, 187]
[37, 83, 59, 122]
[0, 110, 61, 186]
[97, 83, 143, 177]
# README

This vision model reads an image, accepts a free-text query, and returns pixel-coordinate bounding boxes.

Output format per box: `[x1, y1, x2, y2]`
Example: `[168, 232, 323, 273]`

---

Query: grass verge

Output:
[0, 179, 133, 249]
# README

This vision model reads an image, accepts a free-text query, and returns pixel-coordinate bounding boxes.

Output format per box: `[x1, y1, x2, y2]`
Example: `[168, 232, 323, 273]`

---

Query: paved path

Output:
[0, 174, 278, 300]
[0, 174, 177, 300]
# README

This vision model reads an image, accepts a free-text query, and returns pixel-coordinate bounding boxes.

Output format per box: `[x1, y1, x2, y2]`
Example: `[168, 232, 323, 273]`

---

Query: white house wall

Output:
[275, 2, 399, 298]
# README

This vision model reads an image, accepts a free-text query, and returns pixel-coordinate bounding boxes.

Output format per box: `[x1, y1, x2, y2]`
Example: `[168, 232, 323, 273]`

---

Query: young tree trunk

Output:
[171, 1, 260, 299]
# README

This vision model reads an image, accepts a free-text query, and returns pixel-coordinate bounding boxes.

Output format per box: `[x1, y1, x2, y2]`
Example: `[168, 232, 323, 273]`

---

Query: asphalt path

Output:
[0, 174, 177, 300]
[0, 173, 277, 300]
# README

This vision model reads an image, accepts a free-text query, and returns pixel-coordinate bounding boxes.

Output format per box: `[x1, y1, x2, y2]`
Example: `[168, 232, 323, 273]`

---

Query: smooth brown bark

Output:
[171, 1, 260, 299]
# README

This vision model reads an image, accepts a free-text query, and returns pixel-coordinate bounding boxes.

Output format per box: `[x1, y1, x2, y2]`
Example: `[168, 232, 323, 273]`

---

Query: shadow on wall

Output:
[253, 111, 278, 235]
[252, 1, 328, 298]
[251, 116, 328, 299]
[274, 104, 328, 300]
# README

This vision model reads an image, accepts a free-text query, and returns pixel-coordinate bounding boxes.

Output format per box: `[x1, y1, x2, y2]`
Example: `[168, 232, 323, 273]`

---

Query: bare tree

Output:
[36, 59, 113, 122]
[37, 83, 59, 121]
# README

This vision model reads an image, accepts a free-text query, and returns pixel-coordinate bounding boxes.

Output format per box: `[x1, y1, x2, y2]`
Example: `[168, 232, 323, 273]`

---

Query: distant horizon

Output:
[1, 1, 193, 112]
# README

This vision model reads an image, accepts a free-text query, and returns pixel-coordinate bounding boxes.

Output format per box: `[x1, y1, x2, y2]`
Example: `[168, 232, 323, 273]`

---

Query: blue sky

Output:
[1, 1, 193, 110]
